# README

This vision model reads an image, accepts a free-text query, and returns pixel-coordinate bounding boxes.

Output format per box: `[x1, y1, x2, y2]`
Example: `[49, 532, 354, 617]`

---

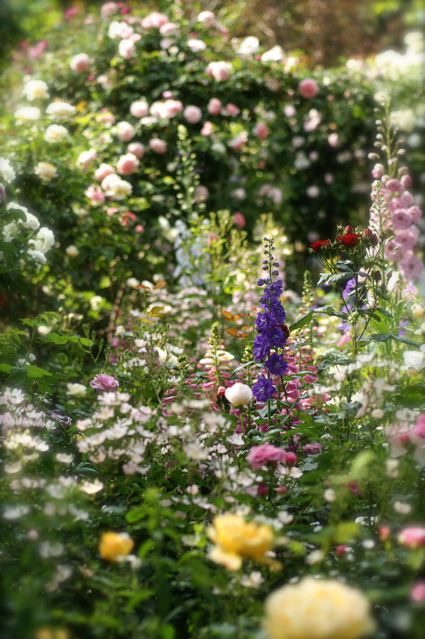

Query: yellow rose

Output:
[207, 514, 276, 571]
[264, 577, 375, 639]
[99, 531, 134, 562]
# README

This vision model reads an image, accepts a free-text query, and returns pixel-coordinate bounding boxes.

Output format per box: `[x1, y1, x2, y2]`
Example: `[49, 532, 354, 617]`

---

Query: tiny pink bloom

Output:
[408, 205, 421, 225]
[225, 103, 240, 116]
[101, 2, 118, 18]
[228, 131, 248, 151]
[201, 121, 213, 136]
[400, 191, 414, 207]
[183, 105, 202, 124]
[130, 100, 149, 118]
[298, 78, 319, 98]
[401, 174, 413, 189]
[253, 122, 270, 139]
[116, 121, 135, 142]
[117, 152, 139, 175]
[149, 138, 167, 154]
[394, 228, 418, 251]
[90, 374, 119, 391]
[141, 12, 169, 29]
[207, 98, 222, 115]
[127, 142, 145, 158]
[392, 208, 412, 230]
[372, 163, 384, 179]
[233, 212, 246, 228]
[95, 163, 115, 182]
[399, 527, 425, 548]
[71, 53, 90, 73]
[85, 185, 105, 206]
[411, 581, 425, 603]
[386, 178, 402, 192]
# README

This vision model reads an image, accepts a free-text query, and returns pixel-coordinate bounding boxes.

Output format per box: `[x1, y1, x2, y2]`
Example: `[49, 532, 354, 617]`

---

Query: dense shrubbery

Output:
[1, 4, 424, 639]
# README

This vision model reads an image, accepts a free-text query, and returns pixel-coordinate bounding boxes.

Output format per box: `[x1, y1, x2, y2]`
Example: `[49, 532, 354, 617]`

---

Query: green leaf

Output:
[26, 365, 52, 379]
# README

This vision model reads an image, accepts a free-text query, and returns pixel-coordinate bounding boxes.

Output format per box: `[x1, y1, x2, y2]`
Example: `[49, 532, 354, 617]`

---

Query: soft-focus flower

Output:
[224, 382, 253, 407]
[127, 142, 145, 158]
[115, 121, 135, 143]
[44, 124, 69, 144]
[34, 162, 57, 182]
[66, 383, 87, 397]
[197, 10, 216, 28]
[237, 36, 259, 56]
[23, 79, 49, 101]
[95, 163, 115, 181]
[15, 106, 41, 122]
[410, 581, 425, 603]
[298, 78, 319, 99]
[90, 374, 119, 391]
[0, 157, 15, 183]
[70, 53, 90, 73]
[398, 526, 425, 548]
[117, 153, 139, 175]
[264, 578, 375, 639]
[118, 38, 136, 59]
[207, 514, 275, 570]
[248, 444, 292, 469]
[99, 532, 134, 561]
[208, 98, 222, 115]
[46, 101, 76, 119]
[149, 138, 167, 154]
[183, 105, 202, 124]
[85, 185, 105, 206]
[130, 100, 149, 119]
[77, 149, 97, 171]
[206, 61, 233, 82]
[101, 174, 132, 199]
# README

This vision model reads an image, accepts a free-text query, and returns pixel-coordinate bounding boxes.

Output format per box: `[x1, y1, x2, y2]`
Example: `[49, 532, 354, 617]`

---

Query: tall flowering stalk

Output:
[252, 238, 288, 406]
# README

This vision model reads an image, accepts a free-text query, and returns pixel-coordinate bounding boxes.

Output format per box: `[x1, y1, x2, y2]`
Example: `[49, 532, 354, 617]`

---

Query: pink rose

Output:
[141, 12, 169, 29]
[116, 121, 135, 142]
[130, 100, 149, 119]
[253, 122, 270, 139]
[149, 138, 167, 154]
[228, 131, 248, 151]
[247, 444, 293, 470]
[233, 212, 246, 228]
[183, 105, 202, 124]
[90, 374, 119, 391]
[70, 53, 90, 73]
[206, 61, 233, 81]
[399, 526, 425, 548]
[410, 581, 425, 603]
[85, 185, 105, 206]
[197, 10, 216, 27]
[201, 121, 213, 136]
[298, 78, 319, 98]
[95, 163, 115, 181]
[101, 2, 118, 18]
[117, 152, 139, 175]
[118, 38, 136, 60]
[225, 103, 240, 116]
[127, 142, 145, 158]
[77, 149, 97, 171]
[207, 98, 222, 115]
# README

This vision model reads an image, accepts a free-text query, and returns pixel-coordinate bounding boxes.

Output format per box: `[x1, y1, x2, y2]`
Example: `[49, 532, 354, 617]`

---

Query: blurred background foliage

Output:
[0, 0, 423, 72]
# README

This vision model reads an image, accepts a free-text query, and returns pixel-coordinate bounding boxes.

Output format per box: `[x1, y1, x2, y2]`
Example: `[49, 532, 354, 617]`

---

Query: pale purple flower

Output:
[90, 374, 119, 391]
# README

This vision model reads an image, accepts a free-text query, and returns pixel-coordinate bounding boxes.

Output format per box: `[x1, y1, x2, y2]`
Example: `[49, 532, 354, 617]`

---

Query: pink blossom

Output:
[247, 444, 292, 470]
[150, 99, 183, 119]
[400, 191, 414, 207]
[183, 105, 202, 124]
[394, 228, 418, 250]
[85, 185, 105, 206]
[401, 174, 413, 189]
[298, 78, 319, 98]
[384, 239, 403, 263]
[141, 12, 169, 29]
[207, 98, 222, 115]
[130, 100, 149, 118]
[398, 526, 425, 548]
[408, 205, 421, 225]
[401, 253, 423, 280]
[225, 103, 240, 116]
[70, 53, 90, 73]
[90, 374, 120, 391]
[116, 121, 135, 142]
[160, 22, 179, 36]
[101, 2, 118, 18]
[127, 142, 145, 158]
[410, 581, 425, 603]
[372, 163, 384, 179]
[205, 61, 233, 82]
[117, 152, 139, 175]
[95, 163, 115, 182]
[197, 10, 216, 27]
[386, 178, 402, 192]
[228, 131, 248, 151]
[149, 138, 167, 154]
[201, 121, 213, 136]
[118, 38, 136, 60]
[253, 122, 270, 139]
[77, 149, 97, 171]
[233, 212, 246, 228]
[392, 208, 412, 230]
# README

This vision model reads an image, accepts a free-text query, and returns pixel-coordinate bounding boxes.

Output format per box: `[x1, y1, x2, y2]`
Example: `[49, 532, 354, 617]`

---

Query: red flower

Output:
[310, 239, 331, 253]
[336, 232, 360, 247]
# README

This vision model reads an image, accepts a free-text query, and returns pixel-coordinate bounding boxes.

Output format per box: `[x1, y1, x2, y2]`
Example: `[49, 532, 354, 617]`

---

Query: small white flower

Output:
[44, 124, 69, 144]
[0, 157, 15, 183]
[46, 101, 76, 119]
[34, 162, 57, 181]
[23, 79, 49, 101]
[66, 383, 87, 397]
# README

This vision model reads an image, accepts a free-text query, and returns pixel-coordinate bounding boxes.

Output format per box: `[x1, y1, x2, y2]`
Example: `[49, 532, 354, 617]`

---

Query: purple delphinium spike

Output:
[252, 238, 288, 402]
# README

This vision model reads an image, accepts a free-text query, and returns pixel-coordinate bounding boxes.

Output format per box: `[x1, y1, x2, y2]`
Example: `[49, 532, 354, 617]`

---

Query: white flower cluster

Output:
[0, 157, 55, 267]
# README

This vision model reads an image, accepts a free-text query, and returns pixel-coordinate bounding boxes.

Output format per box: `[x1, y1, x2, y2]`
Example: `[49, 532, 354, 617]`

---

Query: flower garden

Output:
[1, 2, 424, 638]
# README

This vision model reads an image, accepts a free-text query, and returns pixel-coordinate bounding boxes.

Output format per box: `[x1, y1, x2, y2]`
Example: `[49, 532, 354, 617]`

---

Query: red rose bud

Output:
[336, 232, 360, 247]
[344, 225, 354, 233]
[310, 239, 331, 253]
[217, 386, 226, 397]
[363, 228, 378, 246]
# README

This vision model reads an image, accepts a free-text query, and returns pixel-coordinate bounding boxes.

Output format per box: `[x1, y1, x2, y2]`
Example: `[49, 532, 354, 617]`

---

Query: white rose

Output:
[0, 157, 15, 183]
[66, 245, 79, 257]
[46, 101, 76, 119]
[261, 46, 284, 62]
[27, 249, 47, 265]
[101, 173, 132, 199]
[15, 106, 41, 122]
[23, 79, 49, 101]
[34, 162, 57, 181]
[44, 124, 69, 144]
[403, 350, 425, 371]
[66, 383, 87, 397]
[29, 227, 55, 254]
[224, 382, 253, 407]
[237, 36, 259, 56]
